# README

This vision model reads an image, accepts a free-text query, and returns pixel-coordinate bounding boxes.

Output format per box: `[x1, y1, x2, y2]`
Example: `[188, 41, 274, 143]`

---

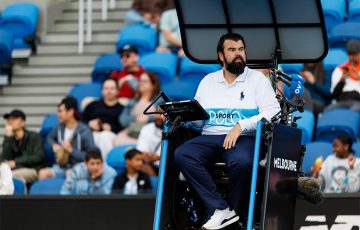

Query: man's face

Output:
[102, 80, 118, 101]
[219, 39, 247, 75]
[86, 158, 103, 177]
[6, 117, 25, 131]
[349, 53, 360, 65]
[121, 51, 139, 69]
[126, 154, 143, 171]
[57, 104, 73, 124]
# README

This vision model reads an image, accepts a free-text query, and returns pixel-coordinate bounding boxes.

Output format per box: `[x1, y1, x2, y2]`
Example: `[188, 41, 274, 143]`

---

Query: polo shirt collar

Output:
[218, 66, 248, 83]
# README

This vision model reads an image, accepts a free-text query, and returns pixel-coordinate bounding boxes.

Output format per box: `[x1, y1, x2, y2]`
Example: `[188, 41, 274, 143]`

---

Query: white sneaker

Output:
[201, 207, 239, 229]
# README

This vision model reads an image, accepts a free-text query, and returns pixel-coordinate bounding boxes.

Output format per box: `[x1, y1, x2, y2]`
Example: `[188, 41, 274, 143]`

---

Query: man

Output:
[174, 33, 280, 229]
[328, 39, 360, 112]
[60, 147, 117, 195]
[110, 44, 145, 99]
[83, 78, 124, 158]
[38, 97, 96, 180]
[2, 109, 46, 183]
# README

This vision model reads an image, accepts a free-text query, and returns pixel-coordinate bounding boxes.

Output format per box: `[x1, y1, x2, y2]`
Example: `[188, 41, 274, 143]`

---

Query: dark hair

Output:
[102, 78, 119, 89]
[85, 148, 103, 162]
[216, 33, 246, 66]
[303, 62, 325, 84]
[58, 97, 82, 120]
[138, 71, 161, 100]
[125, 149, 142, 160]
[335, 134, 353, 152]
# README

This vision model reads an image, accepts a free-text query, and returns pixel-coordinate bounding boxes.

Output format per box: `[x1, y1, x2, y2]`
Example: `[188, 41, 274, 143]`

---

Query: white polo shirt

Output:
[195, 67, 280, 135]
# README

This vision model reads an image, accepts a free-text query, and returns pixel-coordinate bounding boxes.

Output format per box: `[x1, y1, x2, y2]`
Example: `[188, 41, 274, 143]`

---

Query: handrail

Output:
[78, 0, 84, 53]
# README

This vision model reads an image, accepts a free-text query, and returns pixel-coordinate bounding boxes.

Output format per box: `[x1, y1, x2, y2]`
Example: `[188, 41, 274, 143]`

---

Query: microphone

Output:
[289, 80, 305, 97]
[274, 69, 305, 85]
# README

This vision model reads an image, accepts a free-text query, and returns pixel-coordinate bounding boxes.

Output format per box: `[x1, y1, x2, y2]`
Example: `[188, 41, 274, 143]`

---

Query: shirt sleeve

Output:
[0, 164, 14, 195]
[237, 76, 280, 132]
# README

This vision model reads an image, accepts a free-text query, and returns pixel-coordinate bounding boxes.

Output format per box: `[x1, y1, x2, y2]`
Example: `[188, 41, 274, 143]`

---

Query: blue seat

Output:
[106, 144, 136, 174]
[150, 176, 158, 194]
[162, 80, 198, 101]
[293, 110, 315, 144]
[328, 22, 360, 49]
[280, 64, 303, 75]
[68, 83, 102, 112]
[13, 178, 25, 195]
[316, 109, 360, 142]
[139, 52, 178, 84]
[353, 142, 360, 156]
[302, 141, 333, 176]
[0, 3, 39, 49]
[39, 113, 59, 167]
[321, 0, 346, 32]
[323, 48, 348, 80]
[0, 29, 13, 75]
[116, 24, 157, 55]
[91, 54, 122, 83]
[349, 0, 360, 23]
[179, 57, 221, 85]
[29, 178, 65, 195]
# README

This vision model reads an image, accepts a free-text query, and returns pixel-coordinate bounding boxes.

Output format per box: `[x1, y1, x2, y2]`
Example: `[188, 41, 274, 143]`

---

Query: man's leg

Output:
[174, 135, 228, 211]
[12, 168, 38, 184]
[224, 136, 255, 221]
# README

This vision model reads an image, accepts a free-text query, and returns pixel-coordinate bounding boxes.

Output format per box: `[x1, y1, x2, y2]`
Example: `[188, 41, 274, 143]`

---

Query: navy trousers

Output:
[174, 135, 255, 218]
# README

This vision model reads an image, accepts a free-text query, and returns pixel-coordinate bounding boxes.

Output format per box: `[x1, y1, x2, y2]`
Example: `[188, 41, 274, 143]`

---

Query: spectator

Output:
[136, 115, 163, 175]
[83, 78, 124, 159]
[110, 45, 145, 99]
[2, 109, 46, 184]
[60, 148, 116, 195]
[156, 3, 184, 57]
[38, 97, 96, 180]
[327, 40, 360, 112]
[312, 134, 360, 193]
[114, 71, 161, 146]
[125, 5, 162, 28]
[112, 149, 152, 194]
[0, 154, 14, 195]
[300, 62, 331, 114]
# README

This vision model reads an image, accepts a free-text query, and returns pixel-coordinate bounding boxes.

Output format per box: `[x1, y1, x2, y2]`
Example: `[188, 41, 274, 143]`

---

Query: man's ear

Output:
[218, 51, 224, 63]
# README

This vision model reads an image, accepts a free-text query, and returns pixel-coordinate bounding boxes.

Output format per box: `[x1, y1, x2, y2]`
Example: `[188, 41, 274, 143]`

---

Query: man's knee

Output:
[174, 146, 187, 168]
[38, 168, 54, 180]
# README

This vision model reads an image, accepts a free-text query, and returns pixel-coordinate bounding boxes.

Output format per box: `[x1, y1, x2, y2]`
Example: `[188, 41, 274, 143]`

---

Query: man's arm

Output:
[60, 169, 77, 195]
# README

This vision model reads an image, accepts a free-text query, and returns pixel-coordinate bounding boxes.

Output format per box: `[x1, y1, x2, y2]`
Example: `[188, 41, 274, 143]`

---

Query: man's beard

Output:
[225, 56, 246, 75]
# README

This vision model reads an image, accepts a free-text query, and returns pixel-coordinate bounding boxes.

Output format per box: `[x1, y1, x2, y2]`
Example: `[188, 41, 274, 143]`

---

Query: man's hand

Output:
[223, 123, 242, 149]
[4, 124, 14, 137]
[52, 144, 62, 153]
[91, 167, 103, 180]
[7, 160, 16, 169]
[118, 75, 134, 88]
[89, 119, 101, 131]
[301, 71, 315, 84]
[102, 123, 112, 132]
[62, 138, 73, 154]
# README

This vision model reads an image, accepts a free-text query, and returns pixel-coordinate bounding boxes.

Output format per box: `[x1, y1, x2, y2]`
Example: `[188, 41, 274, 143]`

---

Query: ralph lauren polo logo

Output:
[240, 91, 245, 101]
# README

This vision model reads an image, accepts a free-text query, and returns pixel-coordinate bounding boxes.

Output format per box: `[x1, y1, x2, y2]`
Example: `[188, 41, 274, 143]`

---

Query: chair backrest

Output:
[280, 64, 303, 75]
[179, 57, 221, 85]
[348, 0, 360, 22]
[29, 178, 65, 195]
[68, 83, 102, 112]
[0, 29, 14, 64]
[316, 109, 360, 142]
[149, 176, 158, 194]
[328, 22, 360, 49]
[139, 52, 178, 84]
[162, 80, 198, 101]
[321, 0, 346, 32]
[303, 141, 333, 175]
[106, 144, 136, 174]
[293, 110, 315, 144]
[352, 142, 360, 156]
[91, 53, 122, 83]
[13, 178, 25, 195]
[39, 113, 59, 138]
[116, 24, 157, 55]
[323, 48, 348, 79]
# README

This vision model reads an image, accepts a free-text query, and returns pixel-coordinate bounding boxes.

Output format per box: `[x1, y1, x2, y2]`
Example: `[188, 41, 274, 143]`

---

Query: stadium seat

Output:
[139, 52, 178, 84]
[13, 178, 26, 195]
[293, 110, 315, 144]
[320, 0, 346, 32]
[91, 54, 122, 83]
[162, 80, 198, 101]
[68, 83, 102, 112]
[323, 48, 348, 80]
[116, 24, 157, 55]
[280, 64, 303, 75]
[179, 57, 221, 85]
[150, 176, 158, 194]
[328, 22, 360, 49]
[0, 3, 39, 50]
[353, 142, 360, 156]
[302, 141, 333, 176]
[106, 144, 136, 174]
[29, 178, 65, 195]
[316, 109, 360, 142]
[0, 28, 13, 81]
[39, 113, 59, 167]
[348, 0, 360, 22]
